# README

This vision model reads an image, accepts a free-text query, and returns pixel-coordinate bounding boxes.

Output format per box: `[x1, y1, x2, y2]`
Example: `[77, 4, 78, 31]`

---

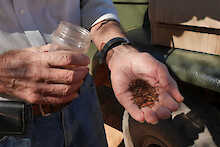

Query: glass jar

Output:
[51, 21, 91, 54]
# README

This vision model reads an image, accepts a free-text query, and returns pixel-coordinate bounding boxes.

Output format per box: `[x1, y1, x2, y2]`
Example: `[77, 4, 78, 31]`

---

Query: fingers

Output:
[39, 44, 90, 67]
[142, 92, 179, 124]
[130, 91, 179, 124]
[141, 102, 171, 125]
[157, 63, 184, 103]
[44, 67, 88, 84]
[151, 102, 171, 119]
[39, 92, 79, 104]
[168, 85, 184, 102]
[48, 52, 90, 67]
[27, 67, 89, 84]
[126, 103, 145, 123]
[7, 79, 83, 96]
[26, 91, 79, 104]
[36, 81, 83, 96]
[7, 79, 82, 104]
[141, 91, 181, 124]
[116, 92, 145, 122]
[159, 92, 179, 112]
[136, 92, 181, 124]
[141, 106, 158, 124]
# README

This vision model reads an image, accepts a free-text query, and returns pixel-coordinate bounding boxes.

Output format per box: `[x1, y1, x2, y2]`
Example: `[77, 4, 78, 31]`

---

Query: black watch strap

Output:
[97, 37, 131, 64]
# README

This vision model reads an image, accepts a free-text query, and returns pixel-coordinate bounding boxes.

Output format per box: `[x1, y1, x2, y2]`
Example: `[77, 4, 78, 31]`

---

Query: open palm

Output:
[108, 48, 184, 124]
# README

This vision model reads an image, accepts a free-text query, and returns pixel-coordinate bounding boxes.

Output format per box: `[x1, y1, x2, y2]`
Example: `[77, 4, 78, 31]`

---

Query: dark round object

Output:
[128, 117, 189, 147]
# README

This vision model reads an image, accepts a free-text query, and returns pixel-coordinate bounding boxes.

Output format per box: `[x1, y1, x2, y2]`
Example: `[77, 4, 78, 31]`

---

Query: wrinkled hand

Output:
[108, 45, 184, 124]
[0, 44, 89, 104]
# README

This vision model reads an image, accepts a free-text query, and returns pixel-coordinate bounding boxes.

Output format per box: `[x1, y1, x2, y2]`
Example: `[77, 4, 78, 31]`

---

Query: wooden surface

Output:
[105, 124, 124, 147]
[149, 0, 220, 29]
[149, 0, 220, 55]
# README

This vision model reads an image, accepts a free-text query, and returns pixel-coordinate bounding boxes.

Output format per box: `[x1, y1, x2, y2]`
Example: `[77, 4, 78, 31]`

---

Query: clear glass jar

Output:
[51, 21, 91, 54]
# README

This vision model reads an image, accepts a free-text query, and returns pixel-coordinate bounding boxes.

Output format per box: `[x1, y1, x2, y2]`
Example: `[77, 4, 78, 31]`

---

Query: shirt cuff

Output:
[80, 0, 120, 30]
[91, 13, 120, 27]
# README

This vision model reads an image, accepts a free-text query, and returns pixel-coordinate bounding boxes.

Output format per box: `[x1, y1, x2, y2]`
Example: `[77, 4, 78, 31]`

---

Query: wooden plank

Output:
[149, 0, 220, 55]
[104, 124, 123, 147]
[151, 23, 220, 55]
[149, 0, 220, 29]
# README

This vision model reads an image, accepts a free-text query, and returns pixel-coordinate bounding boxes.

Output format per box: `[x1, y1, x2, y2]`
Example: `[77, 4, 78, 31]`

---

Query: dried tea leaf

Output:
[128, 79, 159, 108]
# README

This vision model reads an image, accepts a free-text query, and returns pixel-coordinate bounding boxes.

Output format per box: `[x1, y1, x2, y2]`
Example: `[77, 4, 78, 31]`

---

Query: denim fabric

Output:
[0, 75, 107, 147]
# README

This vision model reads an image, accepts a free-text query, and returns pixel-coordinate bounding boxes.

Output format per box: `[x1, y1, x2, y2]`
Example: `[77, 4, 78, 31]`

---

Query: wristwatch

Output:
[97, 37, 131, 64]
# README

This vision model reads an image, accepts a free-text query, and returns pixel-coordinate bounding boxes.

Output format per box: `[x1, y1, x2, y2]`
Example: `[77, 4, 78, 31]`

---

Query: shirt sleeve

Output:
[80, 0, 120, 29]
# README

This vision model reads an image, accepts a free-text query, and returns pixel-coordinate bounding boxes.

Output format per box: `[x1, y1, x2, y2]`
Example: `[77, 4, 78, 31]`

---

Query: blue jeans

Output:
[0, 75, 107, 147]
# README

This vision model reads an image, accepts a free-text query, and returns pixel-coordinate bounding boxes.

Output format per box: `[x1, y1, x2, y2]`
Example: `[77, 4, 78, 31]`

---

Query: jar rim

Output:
[52, 21, 90, 43]
[59, 21, 90, 36]
[51, 21, 91, 51]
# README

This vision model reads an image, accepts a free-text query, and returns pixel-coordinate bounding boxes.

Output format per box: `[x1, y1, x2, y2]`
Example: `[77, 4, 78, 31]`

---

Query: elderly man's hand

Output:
[107, 45, 184, 124]
[0, 44, 90, 104]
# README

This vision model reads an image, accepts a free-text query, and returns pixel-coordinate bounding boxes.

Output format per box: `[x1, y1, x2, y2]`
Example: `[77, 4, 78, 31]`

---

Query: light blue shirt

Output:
[0, 0, 118, 53]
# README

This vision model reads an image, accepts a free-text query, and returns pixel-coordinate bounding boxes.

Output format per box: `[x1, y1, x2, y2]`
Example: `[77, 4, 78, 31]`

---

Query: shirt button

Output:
[19, 9, 25, 15]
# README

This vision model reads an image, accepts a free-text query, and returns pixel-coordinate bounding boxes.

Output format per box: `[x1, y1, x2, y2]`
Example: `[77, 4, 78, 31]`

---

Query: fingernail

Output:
[136, 116, 145, 123]
[179, 96, 184, 102]
[139, 120, 145, 123]
[151, 120, 158, 125]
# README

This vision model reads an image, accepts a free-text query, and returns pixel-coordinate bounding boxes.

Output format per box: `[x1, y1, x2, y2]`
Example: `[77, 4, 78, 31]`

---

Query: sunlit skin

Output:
[0, 20, 184, 125]
[91, 20, 184, 124]
[0, 44, 89, 104]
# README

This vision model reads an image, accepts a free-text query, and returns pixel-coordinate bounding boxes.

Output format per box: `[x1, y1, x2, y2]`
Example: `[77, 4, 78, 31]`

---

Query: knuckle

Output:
[6, 79, 16, 88]
[62, 85, 71, 95]
[26, 89, 41, 104]
[61, 54, 72, 65]
[65, 71, 74, 83]
[27, 94, 39, 104]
